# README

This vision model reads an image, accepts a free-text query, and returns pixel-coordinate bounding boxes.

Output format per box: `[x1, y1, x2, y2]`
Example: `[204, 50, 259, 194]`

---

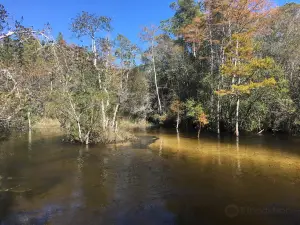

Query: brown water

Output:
[1, 130, 300, 225]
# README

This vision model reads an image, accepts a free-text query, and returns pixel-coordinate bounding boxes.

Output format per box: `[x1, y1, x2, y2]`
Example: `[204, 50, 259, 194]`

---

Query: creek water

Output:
[0, 129, 300, 225]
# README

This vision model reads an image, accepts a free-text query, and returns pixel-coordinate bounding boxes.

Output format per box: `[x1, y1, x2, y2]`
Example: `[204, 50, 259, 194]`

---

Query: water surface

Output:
[1, 130, 300, 225]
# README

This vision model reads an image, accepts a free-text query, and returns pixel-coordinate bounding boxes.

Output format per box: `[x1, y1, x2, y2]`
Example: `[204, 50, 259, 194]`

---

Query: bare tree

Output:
[140, 25, 163, 114]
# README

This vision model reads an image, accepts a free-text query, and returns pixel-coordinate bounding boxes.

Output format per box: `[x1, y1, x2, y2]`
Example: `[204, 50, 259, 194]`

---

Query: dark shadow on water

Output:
[0, 192, 14, 222]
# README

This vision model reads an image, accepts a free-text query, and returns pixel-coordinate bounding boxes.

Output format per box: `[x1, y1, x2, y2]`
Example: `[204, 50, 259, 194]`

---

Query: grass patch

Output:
[119, 119, 152, 131]
[32, 118, 61, 130]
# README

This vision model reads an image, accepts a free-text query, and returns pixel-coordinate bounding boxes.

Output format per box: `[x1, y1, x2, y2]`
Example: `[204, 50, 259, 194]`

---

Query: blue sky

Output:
[2, 0, 299, 47]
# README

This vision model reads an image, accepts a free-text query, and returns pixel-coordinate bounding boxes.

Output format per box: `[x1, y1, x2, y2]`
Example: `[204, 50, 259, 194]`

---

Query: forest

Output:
[0, 0, 300, 144]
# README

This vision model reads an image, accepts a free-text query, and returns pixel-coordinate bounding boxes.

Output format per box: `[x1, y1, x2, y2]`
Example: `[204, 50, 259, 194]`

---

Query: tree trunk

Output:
[27, 129, 32, 160]
[207, 5, 214, 77]
[193, 42, 196, 58]
[151, 40, 162, 114]
[217, 47, 225, 135]
[92, 38, 97, 68]
[115, 121, 118, 133]
[112, 104, 119, 132]
[85, 131, 90, 145]
[210, 94, 214, 120]
[235, 96, 240, 137]
[27, 111, 31, 131]
[217, 96, 220, 134]
[77, 120, 82, 142]
[208, 14, 215, 122]
[235, 39, 240, 137]
[101, 100, 106, 130]
[198, 125, 201, 139]
[209, 28, 214, 77]
[176, 111, 180, 132]
[232, 39, 240, 85]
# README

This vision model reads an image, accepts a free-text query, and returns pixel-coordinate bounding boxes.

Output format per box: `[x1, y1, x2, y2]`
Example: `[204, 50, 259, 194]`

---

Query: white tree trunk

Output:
[193, 42, 196, 58]
[92, 38, 97, 68]
[151, 40, 162, 114]
[112, 104, 119, 132]
[85, 131, 90, 145]
[50, 80, 53, 92]
[27, 111, 31, 131]
[176, 111, 180, 132]
[77, 120, 82, 142]
[235, 96, 240, 137]
[235, 40, 240, 137]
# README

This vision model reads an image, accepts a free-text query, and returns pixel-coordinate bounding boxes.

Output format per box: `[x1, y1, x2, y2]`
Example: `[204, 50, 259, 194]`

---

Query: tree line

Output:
[143, 0, 300, 137]
[0, 1, 300, 143]
[0, 6, 149, 144]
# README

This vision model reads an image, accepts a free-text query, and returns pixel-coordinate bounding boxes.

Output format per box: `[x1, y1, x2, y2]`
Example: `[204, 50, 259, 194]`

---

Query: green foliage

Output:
[0, 5, 149, 144]
[170, 99, 184, 115]
[153, 113, 168, 125]
[185, 99, 203, 119]
[115, 34, 139, 67]
[219, 34, 279, 97]
[184, 99, 209, 131]
[1, 2, 300, 139]
[0, 4, 8, 32]
[167, 0, 201, 34]
[71, 11, 111, 38]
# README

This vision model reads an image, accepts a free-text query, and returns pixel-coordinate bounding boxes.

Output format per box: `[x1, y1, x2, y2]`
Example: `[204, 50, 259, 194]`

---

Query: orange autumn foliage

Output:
[198, 112, 209, 127]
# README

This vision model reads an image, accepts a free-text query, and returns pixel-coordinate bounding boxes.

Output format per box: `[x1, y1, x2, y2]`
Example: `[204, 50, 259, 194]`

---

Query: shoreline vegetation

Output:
[1, 2, 300, 144]
[31, 118, 152, 144]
